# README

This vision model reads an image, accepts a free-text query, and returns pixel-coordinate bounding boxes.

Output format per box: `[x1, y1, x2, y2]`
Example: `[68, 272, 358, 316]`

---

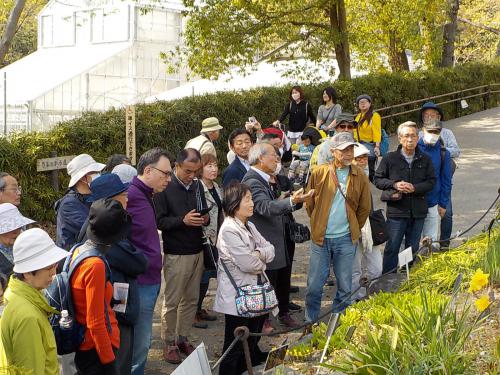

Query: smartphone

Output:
[248, 116, 257, 124]
[197, 206, 213, 216]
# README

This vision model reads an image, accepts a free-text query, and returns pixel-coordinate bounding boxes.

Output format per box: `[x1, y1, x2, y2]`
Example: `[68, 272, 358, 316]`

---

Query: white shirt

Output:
[251, 166, 271, 184]
[238, 156, 250, 171]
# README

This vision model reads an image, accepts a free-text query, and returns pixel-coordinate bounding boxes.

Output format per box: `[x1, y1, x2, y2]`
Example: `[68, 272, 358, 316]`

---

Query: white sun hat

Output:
[67, 154, 105, 188]
[13, 228, 68, 273]
[354, 143, 371, 158]
[0, 203, 35, 235]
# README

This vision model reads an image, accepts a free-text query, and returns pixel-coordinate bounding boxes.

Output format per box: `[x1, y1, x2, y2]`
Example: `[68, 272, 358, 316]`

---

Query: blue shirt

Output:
[325, 167, 350, 238]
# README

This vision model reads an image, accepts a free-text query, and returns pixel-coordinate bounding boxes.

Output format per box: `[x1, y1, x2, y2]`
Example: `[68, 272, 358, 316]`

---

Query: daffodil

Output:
[469, 269, 489, 293]
[474, 295, 491, 312]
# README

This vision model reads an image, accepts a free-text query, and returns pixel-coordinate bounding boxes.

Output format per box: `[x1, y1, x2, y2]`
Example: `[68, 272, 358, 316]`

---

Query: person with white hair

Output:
[55, 154, 105, 250]
[350, 144, 383, 301]
[374, 122, 436, 273]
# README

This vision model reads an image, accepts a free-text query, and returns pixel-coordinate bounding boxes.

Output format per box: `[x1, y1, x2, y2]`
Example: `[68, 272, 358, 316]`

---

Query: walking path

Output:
[145, 107, 500, 374]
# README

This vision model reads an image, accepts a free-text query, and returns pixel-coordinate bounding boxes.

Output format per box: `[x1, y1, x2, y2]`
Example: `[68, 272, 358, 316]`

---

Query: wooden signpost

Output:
[125, 105, 136, 165]
[36, 152, 75, 191]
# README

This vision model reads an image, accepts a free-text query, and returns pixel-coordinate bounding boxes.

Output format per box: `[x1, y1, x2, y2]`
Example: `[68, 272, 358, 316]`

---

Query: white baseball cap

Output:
[354, 143, 370, 158]
[0, 203, 35, 235]
[67, 154, 105, 188]
[13, 228, 68, 273]
[112, 164, 137, 184]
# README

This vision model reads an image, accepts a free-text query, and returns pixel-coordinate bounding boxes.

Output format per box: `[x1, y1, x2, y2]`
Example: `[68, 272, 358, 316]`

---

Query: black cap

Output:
[86, 198, 131, 245]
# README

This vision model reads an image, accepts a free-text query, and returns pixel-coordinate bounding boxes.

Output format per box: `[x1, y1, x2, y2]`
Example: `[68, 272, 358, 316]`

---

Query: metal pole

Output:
[3, 72, 6, 136]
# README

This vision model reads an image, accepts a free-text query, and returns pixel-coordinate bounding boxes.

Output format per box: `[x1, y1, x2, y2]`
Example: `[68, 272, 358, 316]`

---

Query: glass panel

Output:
[41, 15, 53, 47]
[53, 13, 75, 46]
[91, 9, 104, 43]
[103, 6, 129, 42]
[75, 11, 91, 44]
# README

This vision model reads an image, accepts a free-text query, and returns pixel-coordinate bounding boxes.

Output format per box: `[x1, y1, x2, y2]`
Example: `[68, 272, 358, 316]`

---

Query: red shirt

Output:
[70, 256, 120, 364]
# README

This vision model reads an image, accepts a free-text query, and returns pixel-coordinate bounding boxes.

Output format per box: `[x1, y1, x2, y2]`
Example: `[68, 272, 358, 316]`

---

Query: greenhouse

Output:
[0, 0, 186, 134]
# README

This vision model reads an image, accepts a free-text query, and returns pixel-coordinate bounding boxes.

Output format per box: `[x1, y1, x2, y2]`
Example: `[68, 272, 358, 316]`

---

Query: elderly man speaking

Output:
[304, 132, 371, 320]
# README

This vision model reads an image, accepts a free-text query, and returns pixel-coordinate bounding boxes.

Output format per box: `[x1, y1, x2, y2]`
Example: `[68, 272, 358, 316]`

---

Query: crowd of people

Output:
[0, 85, 461, 375]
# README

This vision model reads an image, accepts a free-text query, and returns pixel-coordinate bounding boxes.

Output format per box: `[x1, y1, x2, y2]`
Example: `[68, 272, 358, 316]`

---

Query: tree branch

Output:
[458, 17, 500, 35]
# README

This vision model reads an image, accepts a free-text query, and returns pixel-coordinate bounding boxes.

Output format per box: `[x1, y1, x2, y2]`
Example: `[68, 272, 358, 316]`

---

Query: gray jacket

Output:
[242, 168, 295, 270]
[213, 217, 275, 316]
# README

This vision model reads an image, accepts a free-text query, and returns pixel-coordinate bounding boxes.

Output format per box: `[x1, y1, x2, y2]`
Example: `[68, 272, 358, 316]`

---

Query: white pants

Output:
[59, 353, 76, 375]
[351, 245, 383, 301]
[422, 204, 440, 248]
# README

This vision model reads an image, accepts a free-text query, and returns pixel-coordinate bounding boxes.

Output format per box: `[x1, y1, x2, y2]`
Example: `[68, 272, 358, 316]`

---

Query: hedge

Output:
[1, 62, 499, 222]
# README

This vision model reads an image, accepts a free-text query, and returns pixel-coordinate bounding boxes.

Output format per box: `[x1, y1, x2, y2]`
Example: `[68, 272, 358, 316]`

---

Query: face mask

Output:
[423, 132, 440, 145]
[86, 173, 100, 188]
[273, 163, 282, 175]
[291, 93, 300, 101]
[363, 166, 369, 175]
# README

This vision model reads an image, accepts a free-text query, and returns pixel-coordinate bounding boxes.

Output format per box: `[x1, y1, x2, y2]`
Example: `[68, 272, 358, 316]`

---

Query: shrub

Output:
[0, 62, 499, 222]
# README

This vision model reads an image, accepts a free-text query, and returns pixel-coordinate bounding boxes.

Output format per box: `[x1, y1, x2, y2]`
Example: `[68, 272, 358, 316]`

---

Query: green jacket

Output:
[0, 276, 59, 375]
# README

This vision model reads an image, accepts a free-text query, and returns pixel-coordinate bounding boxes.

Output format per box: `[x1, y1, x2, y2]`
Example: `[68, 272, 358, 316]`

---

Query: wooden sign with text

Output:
[125, 105, 136, 165]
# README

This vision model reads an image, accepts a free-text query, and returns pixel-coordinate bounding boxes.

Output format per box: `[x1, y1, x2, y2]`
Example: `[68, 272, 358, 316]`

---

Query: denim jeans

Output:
[440, 200, 453, 247]
[383, 217, 425, 273]
[131, 283, 161, 375]
[305, 234, 357, 322]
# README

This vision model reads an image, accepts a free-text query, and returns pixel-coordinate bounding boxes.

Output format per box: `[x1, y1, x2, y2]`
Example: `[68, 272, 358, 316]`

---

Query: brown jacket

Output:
[305, 163, 371, 246]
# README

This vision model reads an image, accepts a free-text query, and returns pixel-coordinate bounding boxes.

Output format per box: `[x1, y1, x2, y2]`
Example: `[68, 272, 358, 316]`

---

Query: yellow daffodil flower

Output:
[469, 269, 489, 293]
[474, 295, 491, 312]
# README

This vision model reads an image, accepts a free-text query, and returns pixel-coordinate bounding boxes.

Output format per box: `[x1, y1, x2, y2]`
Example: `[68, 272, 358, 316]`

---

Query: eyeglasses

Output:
[1, 186, 22, 194]
[337, 124, 354, 130]
[151, 166, 172, 178]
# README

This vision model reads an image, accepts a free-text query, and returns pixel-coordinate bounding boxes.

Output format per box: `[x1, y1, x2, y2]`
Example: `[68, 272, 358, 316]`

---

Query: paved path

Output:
[145, 107, 500, 374]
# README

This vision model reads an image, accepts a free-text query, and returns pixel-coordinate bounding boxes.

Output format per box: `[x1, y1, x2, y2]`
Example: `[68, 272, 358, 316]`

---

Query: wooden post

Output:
[483, 85, 490, 111]
[49, 151, 59, 191]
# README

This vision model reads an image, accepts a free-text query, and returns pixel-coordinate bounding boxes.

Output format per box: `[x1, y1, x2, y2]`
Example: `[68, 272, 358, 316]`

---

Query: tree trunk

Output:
[0, 0, 27, 66]
[440, 0, 460, 67]
[329, 0, 351, 80]
[388, 32, 410, 71]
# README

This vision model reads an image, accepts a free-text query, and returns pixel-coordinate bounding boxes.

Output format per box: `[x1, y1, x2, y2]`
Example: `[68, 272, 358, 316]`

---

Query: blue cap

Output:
[88, 173, 128, 203]
[419, 101, 444, 124]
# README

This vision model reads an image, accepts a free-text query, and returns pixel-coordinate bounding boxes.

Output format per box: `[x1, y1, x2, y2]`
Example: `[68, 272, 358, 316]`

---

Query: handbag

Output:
[202, 236, 219, 270]
[369, 209, 389, 246]
[220, 260, 278, 318]
[288, 221, 311, 243]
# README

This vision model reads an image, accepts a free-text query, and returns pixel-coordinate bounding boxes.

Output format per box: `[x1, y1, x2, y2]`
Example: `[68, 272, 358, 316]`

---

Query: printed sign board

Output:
[36, 155, 76, 172]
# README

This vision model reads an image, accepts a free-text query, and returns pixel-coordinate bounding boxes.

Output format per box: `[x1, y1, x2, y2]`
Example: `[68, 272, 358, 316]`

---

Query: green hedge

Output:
[1, 62, 499, 222]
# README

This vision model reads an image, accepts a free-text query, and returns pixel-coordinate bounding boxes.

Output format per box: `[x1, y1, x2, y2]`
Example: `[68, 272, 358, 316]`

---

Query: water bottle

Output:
[59, 309, 73, 330]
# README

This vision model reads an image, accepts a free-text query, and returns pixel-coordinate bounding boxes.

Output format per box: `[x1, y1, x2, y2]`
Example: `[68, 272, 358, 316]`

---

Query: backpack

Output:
[45, 244, 112, 355]
[440, 139, 456, 176]
[380, 129, 389, 156]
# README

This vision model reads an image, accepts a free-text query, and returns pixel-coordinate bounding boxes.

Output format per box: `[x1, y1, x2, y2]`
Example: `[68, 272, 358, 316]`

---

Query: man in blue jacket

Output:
[418, 119, 452, 250]
[222, 128, 253, 188]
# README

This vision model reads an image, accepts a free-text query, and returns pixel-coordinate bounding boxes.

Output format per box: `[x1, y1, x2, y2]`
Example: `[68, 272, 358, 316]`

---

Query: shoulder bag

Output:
[220, 260, 278, 318]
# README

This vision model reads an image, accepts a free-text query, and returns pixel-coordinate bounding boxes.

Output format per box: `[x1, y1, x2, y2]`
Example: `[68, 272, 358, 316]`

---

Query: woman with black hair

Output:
[214, 182, 275, 374]
[273, 85, 316, 144]
[316, 86, 342, 136]
[354, 94, 382, 181]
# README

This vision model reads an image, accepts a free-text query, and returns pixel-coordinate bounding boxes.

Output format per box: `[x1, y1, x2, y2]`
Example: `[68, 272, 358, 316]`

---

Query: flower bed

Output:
[284, 226, 500, 374]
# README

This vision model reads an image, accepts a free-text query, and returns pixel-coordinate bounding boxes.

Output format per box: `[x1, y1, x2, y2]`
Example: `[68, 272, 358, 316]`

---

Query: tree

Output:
[440, 0, 460, 67]
[0, 0, 27, 66]
[167, 0, 352, 80]
[0, 0, 46, 67]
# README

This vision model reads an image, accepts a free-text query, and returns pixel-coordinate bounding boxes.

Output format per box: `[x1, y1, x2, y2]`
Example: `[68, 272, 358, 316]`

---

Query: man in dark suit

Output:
[242, 142, 313, 328]
[222, 129, 253, 188]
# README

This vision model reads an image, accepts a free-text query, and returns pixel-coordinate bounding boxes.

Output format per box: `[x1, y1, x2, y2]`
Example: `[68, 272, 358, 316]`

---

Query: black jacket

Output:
[106, 239, 148, 326]
[154, 177, 208, 255]
[279, 100, 316, 132]
[374, 145, 436, 219]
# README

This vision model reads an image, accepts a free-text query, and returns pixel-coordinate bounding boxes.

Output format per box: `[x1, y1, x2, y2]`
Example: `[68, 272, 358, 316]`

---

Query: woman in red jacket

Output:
[70, 198, 131, 374]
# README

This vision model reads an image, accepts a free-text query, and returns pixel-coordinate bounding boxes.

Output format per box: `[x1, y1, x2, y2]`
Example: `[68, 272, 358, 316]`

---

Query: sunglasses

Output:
[337, 124, 355, 130]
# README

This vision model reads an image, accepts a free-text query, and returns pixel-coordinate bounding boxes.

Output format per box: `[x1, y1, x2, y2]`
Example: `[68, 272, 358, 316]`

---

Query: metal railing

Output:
[375, 83, 500, 120]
